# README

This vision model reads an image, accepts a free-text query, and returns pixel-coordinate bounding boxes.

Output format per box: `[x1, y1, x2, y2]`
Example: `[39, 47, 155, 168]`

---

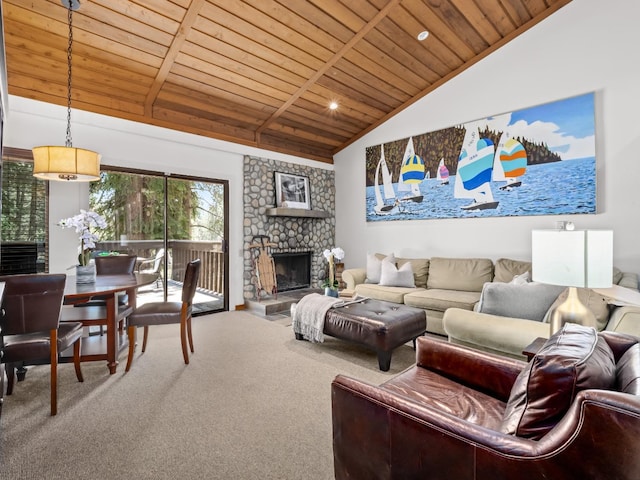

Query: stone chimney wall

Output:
[243, 155, 335, 300]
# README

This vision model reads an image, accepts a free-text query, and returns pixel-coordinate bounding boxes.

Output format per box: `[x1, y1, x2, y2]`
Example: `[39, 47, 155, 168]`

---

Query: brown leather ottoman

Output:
[295, 298, 426, 371]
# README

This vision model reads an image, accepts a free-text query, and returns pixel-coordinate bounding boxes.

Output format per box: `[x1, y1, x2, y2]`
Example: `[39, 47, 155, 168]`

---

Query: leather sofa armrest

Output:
[415, 336, 524, 401]
[341, 268, 366, 290]
[332, 373, 537, 480]
[332, 374, 640, 479]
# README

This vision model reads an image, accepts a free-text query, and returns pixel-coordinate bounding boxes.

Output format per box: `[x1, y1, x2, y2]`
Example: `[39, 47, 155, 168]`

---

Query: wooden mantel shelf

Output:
[265, 207, 330, 218]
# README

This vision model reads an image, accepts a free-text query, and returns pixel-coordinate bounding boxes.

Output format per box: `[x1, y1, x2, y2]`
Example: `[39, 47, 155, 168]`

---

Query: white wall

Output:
[333, 0, 640, 276]
[4, 96, 331, 309]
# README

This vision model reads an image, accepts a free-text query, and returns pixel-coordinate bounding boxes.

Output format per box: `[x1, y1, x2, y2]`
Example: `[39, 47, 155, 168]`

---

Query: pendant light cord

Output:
[65, 1, 73, 148]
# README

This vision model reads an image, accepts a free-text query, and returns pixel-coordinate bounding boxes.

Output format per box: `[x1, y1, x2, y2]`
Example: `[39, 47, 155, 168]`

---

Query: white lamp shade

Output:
[32, 146, 101, 182]
[532, 230, 613, 288]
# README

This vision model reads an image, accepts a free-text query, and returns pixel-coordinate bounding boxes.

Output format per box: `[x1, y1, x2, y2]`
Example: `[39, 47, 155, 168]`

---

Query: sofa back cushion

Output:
[493, 258, 532, 283]
[500, 324, 616, 440]
[427, 257, 493, 292]
[396, 257, 429, 288]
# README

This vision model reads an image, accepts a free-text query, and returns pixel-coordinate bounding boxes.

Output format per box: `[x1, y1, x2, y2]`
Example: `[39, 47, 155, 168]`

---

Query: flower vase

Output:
[324, 287, 339, 298]
[76, 262, 96, 284]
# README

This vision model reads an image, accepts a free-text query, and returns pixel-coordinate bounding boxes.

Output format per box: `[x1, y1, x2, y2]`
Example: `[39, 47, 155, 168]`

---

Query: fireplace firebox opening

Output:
[272, 251, 312, 292]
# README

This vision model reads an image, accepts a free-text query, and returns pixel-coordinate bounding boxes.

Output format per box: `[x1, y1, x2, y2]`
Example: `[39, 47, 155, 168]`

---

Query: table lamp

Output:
[531, 229, 613, 333]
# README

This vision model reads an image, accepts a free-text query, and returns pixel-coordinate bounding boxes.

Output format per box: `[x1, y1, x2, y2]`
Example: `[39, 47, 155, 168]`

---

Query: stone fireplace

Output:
[243, 156, 335, 300]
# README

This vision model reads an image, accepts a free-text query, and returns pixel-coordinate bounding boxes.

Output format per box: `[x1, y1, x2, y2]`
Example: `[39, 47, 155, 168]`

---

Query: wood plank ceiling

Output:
[3, 0, 572, 163]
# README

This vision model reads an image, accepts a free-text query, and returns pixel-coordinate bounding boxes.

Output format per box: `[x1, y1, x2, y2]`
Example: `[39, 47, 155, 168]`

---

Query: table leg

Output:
[105, 294, 118, 374]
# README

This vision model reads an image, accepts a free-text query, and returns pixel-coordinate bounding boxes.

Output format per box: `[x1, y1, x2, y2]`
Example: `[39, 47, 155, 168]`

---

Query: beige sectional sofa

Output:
[343, 255, 529, 336]
[342, 254, 640, 360]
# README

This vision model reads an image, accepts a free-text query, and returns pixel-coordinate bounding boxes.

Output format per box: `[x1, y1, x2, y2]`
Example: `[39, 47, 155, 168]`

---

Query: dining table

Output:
[61, 273, 157, 374]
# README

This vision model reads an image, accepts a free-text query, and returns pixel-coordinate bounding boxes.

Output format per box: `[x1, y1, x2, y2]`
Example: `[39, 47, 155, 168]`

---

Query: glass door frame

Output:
[98, 165, 229, 314]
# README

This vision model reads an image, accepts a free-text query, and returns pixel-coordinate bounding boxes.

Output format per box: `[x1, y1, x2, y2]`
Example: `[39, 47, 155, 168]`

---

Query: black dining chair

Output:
[63, 255, 137, 336]
[125, 259, 201, 372]
[95, 254, 137, 276]
[0, 274, 84, 416]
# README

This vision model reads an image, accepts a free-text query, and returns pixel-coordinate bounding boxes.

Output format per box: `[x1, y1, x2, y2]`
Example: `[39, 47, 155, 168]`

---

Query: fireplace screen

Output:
[272, 251, 311, 292]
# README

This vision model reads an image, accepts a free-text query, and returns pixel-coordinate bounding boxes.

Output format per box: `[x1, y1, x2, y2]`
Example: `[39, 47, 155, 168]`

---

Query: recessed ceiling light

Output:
[329, 101, 339, 110]
[417, 30, 429, 41]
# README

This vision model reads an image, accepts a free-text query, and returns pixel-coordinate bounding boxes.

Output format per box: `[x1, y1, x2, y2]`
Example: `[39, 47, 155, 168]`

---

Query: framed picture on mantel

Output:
[274, 172, 311, 209]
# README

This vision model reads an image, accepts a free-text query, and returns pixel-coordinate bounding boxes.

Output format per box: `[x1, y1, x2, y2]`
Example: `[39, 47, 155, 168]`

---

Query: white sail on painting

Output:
[373, 146, 398, 215]
[397, 137, 425, 203]
[454, 124, 499, 211]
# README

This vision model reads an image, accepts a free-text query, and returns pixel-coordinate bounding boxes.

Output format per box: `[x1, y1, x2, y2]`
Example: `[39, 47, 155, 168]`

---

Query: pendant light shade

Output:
[32, 0, 100, 182]
[32, 146, 101, 181]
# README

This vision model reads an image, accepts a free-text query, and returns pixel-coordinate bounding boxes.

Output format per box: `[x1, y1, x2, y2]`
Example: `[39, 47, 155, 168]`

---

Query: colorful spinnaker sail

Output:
[397, 137, 425, 202]
[493, 132, 527, 189]
[436, 158, 449, 185]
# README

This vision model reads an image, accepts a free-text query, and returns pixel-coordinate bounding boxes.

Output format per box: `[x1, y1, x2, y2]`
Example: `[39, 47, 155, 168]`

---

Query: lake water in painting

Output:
[365, 157, 595, 221]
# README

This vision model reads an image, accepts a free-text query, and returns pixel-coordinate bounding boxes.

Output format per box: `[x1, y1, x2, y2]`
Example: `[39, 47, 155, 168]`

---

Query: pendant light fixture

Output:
[32, 0, 100, 182]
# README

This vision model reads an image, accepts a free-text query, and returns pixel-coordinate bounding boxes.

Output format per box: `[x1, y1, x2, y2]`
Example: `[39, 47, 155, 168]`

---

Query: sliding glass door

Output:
[90, 169, 228, 314]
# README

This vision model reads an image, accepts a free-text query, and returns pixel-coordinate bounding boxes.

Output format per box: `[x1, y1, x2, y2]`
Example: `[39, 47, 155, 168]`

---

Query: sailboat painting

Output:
[365, 92, 596, 222]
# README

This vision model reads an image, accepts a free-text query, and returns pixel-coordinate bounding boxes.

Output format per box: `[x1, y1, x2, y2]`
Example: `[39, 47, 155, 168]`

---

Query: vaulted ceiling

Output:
[3, 0, 571, 163]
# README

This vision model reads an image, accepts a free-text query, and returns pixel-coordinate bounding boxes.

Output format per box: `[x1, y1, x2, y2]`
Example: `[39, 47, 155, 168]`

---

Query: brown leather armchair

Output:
[332, 327, 640, 479]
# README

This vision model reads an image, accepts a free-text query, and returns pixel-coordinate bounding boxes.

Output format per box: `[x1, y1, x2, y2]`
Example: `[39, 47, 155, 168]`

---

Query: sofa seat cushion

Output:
[354, 283, 424, 304]
[404, 288, 480, 312]
[381, 365, 507, 430]
[426, 257, 494, 292]
[500, 323, 616, 440]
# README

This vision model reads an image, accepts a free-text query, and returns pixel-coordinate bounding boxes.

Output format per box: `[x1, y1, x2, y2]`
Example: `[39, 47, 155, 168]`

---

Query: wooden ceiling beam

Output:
[144, 0, 206, 116]
[255, 0, 401, 142]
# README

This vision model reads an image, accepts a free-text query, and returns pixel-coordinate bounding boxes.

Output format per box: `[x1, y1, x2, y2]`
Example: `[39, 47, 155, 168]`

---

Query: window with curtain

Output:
[1, 147, 48, 274]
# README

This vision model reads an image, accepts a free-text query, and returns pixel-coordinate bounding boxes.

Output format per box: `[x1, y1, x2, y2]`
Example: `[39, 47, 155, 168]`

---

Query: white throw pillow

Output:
[365, 253, 395, 284]
[379, 258, 415, 287]
[510, 271, 530, 285]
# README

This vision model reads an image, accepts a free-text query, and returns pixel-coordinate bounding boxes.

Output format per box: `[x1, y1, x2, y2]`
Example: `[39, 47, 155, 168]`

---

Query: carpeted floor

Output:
[0, 310, 417, 479]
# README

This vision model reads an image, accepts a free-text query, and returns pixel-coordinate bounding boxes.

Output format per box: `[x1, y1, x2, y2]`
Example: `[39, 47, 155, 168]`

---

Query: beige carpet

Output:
[0, 311, 417, 479]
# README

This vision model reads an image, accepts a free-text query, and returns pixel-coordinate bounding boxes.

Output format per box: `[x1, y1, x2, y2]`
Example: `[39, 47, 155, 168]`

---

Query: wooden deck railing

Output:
[96, 240, 225, 294]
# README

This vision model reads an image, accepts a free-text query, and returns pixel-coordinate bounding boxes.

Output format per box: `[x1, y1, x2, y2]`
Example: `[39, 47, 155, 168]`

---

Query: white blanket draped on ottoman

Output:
[292, 293, 341, 343]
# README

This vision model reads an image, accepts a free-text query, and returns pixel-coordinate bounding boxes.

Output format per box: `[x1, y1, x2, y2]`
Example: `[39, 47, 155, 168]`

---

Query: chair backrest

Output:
[152, 248, 165, 272]
[182, 259, 201, 304]
[95, 255, 137, 275]
[0, 274, 66, 335]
